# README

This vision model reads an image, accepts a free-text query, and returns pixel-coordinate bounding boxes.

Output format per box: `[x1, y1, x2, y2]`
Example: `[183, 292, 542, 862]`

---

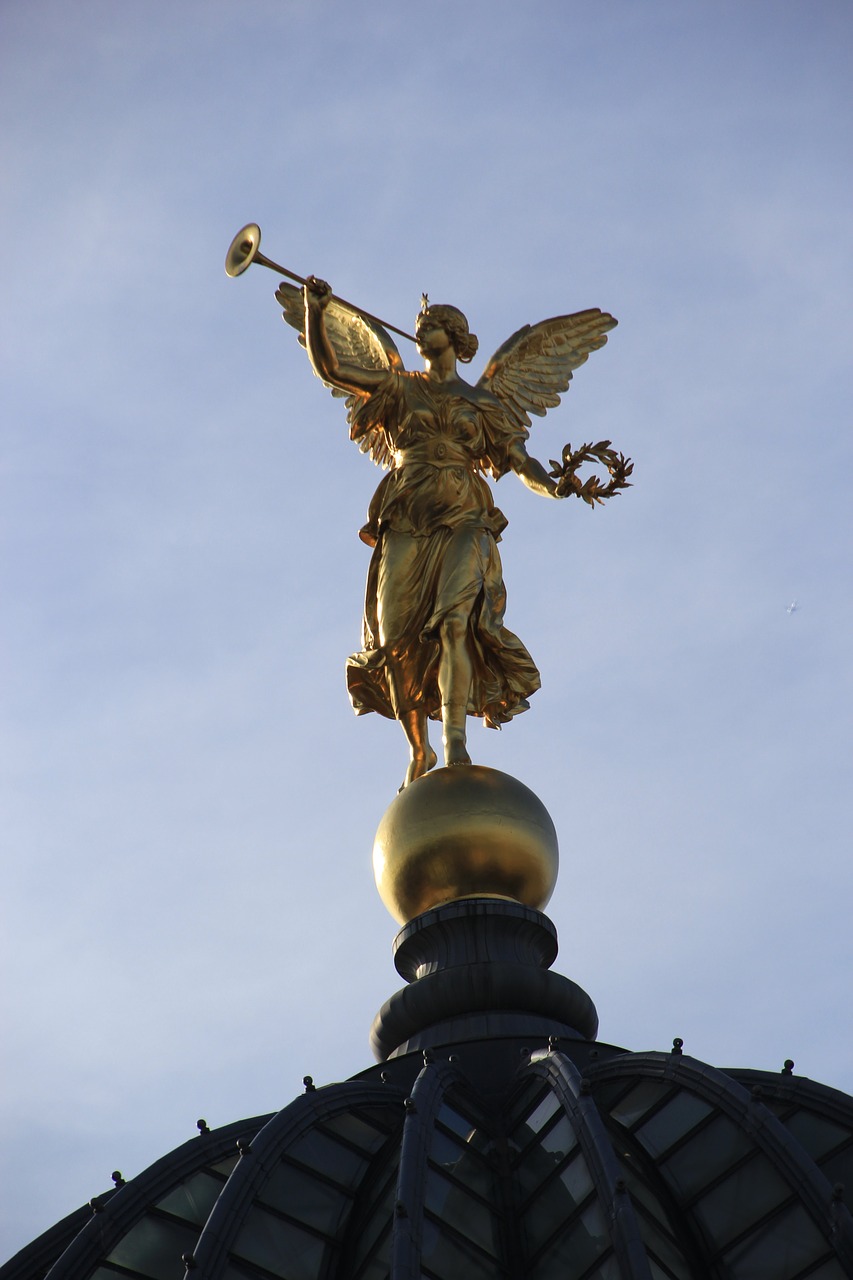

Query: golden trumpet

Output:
[225, 224, 416, 344]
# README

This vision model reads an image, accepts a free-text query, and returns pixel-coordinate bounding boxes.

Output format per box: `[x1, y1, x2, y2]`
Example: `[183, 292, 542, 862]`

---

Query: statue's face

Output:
[415, 314, 452, 359]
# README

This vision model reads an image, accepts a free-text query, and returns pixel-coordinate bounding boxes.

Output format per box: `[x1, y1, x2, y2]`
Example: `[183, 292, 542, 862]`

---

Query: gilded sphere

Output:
[373, 766, 559, 924]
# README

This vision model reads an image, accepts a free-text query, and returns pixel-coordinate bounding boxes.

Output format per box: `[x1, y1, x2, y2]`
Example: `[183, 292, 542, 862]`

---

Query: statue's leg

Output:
[398, 708, 437, 790]
[438, 608, 473, 767]
[375, 530, 439, 787]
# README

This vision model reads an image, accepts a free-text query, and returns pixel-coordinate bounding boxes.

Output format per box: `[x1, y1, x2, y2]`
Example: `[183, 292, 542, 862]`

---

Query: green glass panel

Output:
[515, 1137, 566, 1205]
[431, 1126, 475, 1170]
[460, 1128, 496, 1166]
[259, 1160, 353, 1235]
[425, 1168, 499, 1258]
[692, 1155, 790, 1249]
[816, 1143, 853, 1189]
[660, 1114, 754, 1199]
[107, 1215, 197, 1280]
[609, 1079, 672, 1129]
[323, 1110, 391, 1153]
[584, 1258, 621, 1280]
[286, 1128, 369, 1185]
[539, 1113, 579, 1162]
[354, 1256, 391, 1280]
[648, 1261, 679, 1280]
[528, 1201, 610, 1279]
[506, 1079, 548, 1129]
[155, 1170, 225, 1225]
[352, 1209, 393, 1276]
[524, 1090, 561, 1135]
[436, 1103, 479, 1142]
[592, 1078, 636, 1113]
[559, 1151, 594, 1205]
[521, 1154, 593, 1254]
[777, 1109, 852, 1160]
[509, 1090, 562, 1165]
[636, 1090, 715, 1157]
[351, 1163, 397, 1265]
[234, 1204, 326, 1280]
[790, 1260, 848, 1280]
[421, 1216, 503, 1280]
[211, 1154, 240, 1176]
[641, 1223, 695, 1279]
[614, 1154, 694, 1278]
[618, 1159, 675, 1227]
[430, 1136, 495, 1203]
[722, 1201, 830, 1278]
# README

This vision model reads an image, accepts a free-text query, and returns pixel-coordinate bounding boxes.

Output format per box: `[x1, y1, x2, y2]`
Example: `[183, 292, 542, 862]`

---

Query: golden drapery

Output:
[345, 371, 541, 726]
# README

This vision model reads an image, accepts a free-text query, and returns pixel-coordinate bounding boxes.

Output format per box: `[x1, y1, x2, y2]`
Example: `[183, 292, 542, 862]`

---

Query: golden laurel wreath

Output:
[549, 439, 633, 507]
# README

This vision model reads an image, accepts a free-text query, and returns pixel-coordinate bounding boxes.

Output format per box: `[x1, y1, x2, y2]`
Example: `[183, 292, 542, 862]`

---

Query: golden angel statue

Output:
[277, 275, 629, 789]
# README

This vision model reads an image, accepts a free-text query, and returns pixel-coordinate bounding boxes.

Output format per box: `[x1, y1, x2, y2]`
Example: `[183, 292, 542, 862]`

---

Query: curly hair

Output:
[423, 304, 479, 363]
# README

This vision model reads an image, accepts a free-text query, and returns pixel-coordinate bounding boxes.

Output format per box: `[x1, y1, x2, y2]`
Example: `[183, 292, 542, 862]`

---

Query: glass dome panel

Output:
[347, 1163, 395, 1280]
[786, 1260, 850, 1280]
[154, 1171, 228, 1227]
[423, 1168, 500, 1258]
[233, 1204, 325, 1280]
[259, 1161, 355, 1236]
[527, 1199, 611, 1280]
[609, 1078, 674, 1129]
[657, 1113, 754, 1198]
[636, 1091, 716, 1158]
[105, 1216, 197, 1280]
[720, 1200, 834, 1279]
[691, 1155, 791, 1248]
[773, 1109, 852, 1160]
[420, 1216, 506, 1280]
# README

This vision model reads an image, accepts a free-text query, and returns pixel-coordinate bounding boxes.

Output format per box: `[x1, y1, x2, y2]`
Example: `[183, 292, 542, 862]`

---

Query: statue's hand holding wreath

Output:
[549, 440, 633, 508]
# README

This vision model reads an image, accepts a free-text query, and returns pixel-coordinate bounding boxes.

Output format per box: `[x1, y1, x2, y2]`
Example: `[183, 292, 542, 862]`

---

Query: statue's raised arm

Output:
[301, 276, 399, 397]
[276, 276, 405, 468]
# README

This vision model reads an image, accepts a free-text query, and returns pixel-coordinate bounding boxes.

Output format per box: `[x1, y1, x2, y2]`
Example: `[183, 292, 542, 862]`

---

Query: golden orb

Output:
[373, 765, 559, 924]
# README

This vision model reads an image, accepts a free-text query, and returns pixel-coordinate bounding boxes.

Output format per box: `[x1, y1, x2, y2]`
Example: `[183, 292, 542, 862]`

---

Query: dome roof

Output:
[4, 1040, 853, 1280]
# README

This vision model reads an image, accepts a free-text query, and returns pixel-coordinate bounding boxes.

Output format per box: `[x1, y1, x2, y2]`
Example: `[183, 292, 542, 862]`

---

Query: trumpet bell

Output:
[225, 223, 262, 277]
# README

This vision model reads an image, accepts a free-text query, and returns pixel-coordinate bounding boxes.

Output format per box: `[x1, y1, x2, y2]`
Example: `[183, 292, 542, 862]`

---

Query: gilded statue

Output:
[270, 268, 629, 789]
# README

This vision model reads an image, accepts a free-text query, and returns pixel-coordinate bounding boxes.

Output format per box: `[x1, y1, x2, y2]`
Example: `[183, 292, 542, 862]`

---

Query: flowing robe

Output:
[345, 371, 541, 726]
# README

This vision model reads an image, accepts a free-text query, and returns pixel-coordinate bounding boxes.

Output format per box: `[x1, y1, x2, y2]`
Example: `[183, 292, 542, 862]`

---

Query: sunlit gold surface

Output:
[296, 276, 620, 790]
[225, 223, 263, 277]
[227, 227, 624, 790]
[373, 766, 559, 924]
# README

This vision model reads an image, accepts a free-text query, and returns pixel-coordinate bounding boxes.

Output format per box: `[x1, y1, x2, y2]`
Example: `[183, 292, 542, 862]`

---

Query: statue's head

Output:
[416, 302, 479, 364]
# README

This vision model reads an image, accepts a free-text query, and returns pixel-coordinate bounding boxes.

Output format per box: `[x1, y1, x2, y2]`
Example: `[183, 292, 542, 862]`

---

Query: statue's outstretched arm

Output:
[304, 277, 388, 397]
[508, 442, 562, 499]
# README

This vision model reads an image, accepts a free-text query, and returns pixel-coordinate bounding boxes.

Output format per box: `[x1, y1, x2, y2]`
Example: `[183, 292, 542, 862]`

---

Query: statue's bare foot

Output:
[443, 734, 472, 768]
[400, 746, 438, 791]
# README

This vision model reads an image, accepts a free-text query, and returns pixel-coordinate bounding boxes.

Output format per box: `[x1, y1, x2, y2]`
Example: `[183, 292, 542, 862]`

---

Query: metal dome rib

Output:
[588, 1052, 853, 1278]
[523, 1051, 656, 1278]
[183, 1081, 406, 1280]
[2, 1115, 273, 1280]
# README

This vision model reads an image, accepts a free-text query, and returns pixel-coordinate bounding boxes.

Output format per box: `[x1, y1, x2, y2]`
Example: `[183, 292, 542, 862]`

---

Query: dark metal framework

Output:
[6, 898, 853, 1279]
[6, 1045, 853, 1280]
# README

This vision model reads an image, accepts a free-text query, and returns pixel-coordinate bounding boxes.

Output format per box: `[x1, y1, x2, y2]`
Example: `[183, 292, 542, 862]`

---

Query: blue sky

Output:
[2, 0, 852, 1259]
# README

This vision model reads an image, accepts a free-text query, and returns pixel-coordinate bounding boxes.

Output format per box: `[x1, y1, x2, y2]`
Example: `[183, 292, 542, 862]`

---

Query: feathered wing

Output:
[275, 281, 405, 467]
[476, 309, 617, 433]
